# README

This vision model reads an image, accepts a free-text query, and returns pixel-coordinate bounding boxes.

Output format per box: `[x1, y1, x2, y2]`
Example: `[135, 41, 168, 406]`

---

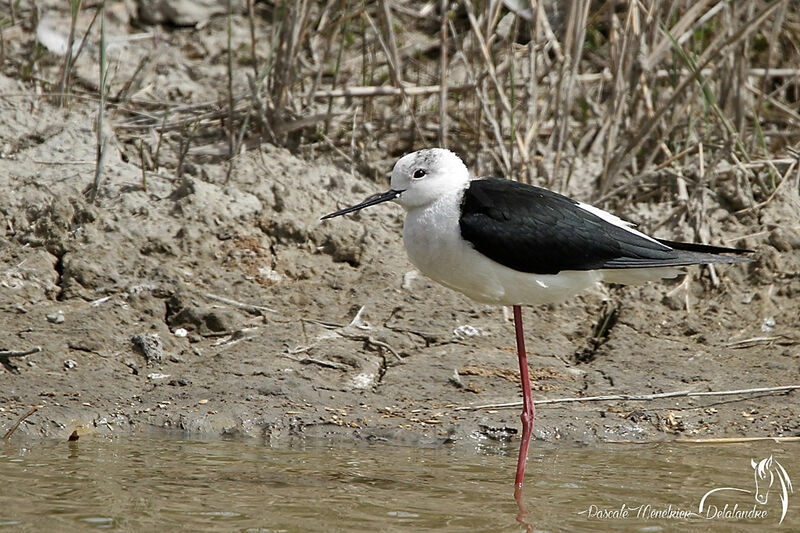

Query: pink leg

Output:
[512, 305, 535, 501]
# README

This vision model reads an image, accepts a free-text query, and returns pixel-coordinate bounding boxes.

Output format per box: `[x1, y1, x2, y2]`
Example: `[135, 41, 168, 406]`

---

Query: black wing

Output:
[459, 178, 751, 275]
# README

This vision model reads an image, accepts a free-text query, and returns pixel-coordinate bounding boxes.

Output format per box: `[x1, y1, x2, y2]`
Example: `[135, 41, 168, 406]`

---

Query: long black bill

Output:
[321, 189, 403, 220]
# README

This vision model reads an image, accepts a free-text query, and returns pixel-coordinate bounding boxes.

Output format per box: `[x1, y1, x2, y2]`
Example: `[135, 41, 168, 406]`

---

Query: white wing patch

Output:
[576, 202, 665, 247]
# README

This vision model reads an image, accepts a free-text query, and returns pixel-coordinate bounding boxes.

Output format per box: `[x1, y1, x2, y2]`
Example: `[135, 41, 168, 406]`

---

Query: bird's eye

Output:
[413, 169, 426, 179]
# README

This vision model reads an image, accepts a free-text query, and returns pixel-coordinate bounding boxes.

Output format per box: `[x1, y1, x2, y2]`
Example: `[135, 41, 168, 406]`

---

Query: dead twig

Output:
[455, 385, 800, 411]
[725, 335, 799, 348]
[674, 436, 800, 444]
[279, 352, 349, 370]
[0, 346, 42, 357]
[734, 157, 798, 214]
[339, 332, 402, 362]
[606, 436, 800, 445]
[204, 293, 277, 314]
[3, 405, 42, 440]
[438, 0, 448, 147]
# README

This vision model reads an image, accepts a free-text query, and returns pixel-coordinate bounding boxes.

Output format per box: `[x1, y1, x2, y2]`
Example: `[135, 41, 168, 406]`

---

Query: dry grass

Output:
[5, 1, 800, 220]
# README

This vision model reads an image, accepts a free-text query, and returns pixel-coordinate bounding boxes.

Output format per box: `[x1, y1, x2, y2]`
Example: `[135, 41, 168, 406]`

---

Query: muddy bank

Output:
[1, 76, 799, 448]
[2, 0, 800, 448]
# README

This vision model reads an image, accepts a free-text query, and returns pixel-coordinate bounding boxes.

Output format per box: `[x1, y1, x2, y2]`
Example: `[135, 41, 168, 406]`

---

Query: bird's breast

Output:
[401, 195, 506, 302]
[402, 198, 462, 275]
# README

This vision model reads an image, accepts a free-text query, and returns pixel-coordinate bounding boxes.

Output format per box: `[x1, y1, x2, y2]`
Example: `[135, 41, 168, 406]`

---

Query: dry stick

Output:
[138, 139, 147, 191]
[520, 0, 539, 184]
[653, 144, 701, 171]
[645, 0, 717, 69]
[349, 105, 358, 175]
[479, 0, 514, 169]
[0, 346, 42, 358]
[57, 0, 83, 106]
[463, 4, 511, 111]
[69, 2, 102, 77]
[483, 0, 503, 42]
[744, 82, 800, 122]
[2, 406, 41, 441]
[280, 353, 349, 370]
[246, 0, 257, 79]
[607, 436, 800, 445]
[310, 75, 616, 99]
[114, 53, 151, 103]
[89, 3, 108, 206]
[378, 0, 401, 87]
[288, 0, 314, 114]
[259, 6, 283, 122]
[116, 94, 250, 129]
[227, 105, 254, 184]
[315, 83, 476, 97]
[339, 332, 403, 362]
[176, 119, 200, 180]
[153, 107, 169, 171]
[315, 130, 353, 164]
[734, 158, 798, 214]
[225, 0, 235, 182]
[552, 0, 590, 189]
[676, 436, 800, 444]
[438, 0, 448, 148]
[304, 0, 336, 112]
[323, 0, 348, 136]
[455, 385, 800, 411]
[725, 335, 799, 347]
[204, 292, 277, 314]
[90, 135, 108, 205]
[602, 2, 634, 192]
[754, 0, 787, 147]
[312, 0, 364, 36]
[735, 2, 753, 142]
[505, 15, 526, 176]
[246, 74, 275, 144]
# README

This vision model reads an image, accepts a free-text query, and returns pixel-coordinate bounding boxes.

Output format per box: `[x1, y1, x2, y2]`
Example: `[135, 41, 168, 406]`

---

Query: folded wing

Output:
[459, 178, 752, 275]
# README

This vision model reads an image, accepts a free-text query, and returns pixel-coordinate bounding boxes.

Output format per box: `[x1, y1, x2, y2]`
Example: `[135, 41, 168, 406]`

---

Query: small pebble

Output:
[47, 311, 65, 324]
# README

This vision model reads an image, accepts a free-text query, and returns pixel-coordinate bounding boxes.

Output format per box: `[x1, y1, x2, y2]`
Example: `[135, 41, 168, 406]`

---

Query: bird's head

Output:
[390, 148, 470, 209]
[321, 148, 470, 220]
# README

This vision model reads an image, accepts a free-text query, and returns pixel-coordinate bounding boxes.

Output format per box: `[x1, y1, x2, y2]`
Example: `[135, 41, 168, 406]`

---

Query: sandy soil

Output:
[1, 5, 799, 448]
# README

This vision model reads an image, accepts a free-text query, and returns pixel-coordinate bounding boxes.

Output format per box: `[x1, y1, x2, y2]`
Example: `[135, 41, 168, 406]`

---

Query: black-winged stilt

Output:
[322, 148, 752, 497]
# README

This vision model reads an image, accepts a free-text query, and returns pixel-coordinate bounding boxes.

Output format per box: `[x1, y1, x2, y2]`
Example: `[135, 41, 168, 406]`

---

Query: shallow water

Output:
[0, 435, 795, 532]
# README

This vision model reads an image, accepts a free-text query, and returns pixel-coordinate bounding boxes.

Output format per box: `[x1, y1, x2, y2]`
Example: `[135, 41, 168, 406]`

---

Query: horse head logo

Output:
[752, 456, 774, 504]
[700, 456, 793, 525]
[751, 456, 793, 522]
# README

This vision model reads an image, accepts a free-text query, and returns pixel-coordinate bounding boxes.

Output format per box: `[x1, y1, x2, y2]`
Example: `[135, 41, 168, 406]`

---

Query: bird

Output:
[321, 148, 753, 498]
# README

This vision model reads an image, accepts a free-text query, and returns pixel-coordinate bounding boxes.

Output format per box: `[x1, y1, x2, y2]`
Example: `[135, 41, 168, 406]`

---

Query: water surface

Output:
[0, 435, 795, 531]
